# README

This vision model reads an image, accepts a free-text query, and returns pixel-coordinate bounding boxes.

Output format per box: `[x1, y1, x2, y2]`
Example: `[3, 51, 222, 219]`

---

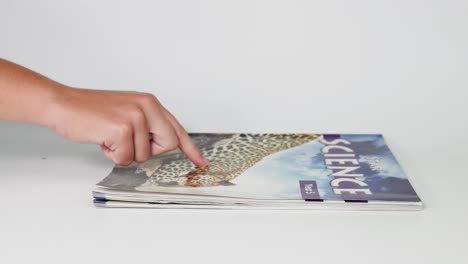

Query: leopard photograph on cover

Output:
[98, 133, 420, 202]
[145, 133, 320, 187]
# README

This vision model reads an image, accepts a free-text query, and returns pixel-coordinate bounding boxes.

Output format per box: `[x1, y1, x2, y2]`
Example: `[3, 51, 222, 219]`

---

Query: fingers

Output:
[129, 106, 151, 163]
[134, 94, 180, 156]
[147, 113, 179, 157]
[150, 122, 179, 157]
[134, 93, 207, 166]
[162, 107, 208, 167]
[101, 105, 150, 165]
[99, 92, 206, 167]
[104, 122, 135, 166]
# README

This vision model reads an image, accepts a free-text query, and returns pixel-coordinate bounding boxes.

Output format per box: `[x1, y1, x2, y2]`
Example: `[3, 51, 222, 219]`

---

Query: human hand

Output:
[46, 87, 208, 166]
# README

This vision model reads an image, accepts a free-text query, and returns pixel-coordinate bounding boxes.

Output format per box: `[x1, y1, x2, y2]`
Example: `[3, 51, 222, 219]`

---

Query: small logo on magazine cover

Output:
[299, 180, 321, 200]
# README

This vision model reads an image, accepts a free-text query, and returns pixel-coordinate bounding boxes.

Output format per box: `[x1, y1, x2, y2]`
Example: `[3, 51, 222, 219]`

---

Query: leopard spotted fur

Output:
[139, 133, 320, 187]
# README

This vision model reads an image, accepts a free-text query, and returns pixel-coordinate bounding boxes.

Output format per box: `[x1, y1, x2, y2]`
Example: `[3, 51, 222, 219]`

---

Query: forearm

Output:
[0, 58, 207, 166]
[0, 58, 63, 126]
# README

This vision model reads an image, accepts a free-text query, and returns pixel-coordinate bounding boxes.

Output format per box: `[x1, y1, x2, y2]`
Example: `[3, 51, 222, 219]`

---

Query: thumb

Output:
[101, 135, 135, 166]
[100, 143, 114, 162]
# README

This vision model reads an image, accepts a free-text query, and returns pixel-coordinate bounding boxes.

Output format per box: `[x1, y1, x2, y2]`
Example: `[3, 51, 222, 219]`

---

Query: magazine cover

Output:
[95, 133, 422, 208]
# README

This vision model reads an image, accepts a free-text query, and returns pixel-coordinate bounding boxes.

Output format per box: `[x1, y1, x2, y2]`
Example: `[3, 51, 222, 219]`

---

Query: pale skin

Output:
[0, 58, 208, 167]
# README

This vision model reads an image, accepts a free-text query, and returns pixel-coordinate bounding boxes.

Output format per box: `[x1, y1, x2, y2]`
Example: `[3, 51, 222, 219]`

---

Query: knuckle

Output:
[164, 138, 179, 152]
[137, 92, 160, 107]
[114, 154, 133, 166]
[114, 121, 132, 138]
[135, 154, 150, 163]
[117, 158, 133, 166]
[126, 105, 145, 124]
[135, 147, 151, 163]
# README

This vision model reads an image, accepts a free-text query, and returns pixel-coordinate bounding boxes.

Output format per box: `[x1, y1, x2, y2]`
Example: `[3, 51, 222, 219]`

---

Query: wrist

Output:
[40, 84, 73, 129]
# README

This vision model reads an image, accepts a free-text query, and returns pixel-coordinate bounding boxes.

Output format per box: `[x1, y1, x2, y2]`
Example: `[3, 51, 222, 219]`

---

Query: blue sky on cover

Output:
[230, 134, 411, 200]
[135, 135, 415, 200]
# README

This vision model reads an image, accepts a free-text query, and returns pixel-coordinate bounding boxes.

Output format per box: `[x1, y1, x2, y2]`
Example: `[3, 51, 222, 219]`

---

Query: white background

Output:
[0, 0, 467, 263]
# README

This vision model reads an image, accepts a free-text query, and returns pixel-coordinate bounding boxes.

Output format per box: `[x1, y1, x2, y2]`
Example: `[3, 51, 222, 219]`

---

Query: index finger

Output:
[162, 108, 208, 167]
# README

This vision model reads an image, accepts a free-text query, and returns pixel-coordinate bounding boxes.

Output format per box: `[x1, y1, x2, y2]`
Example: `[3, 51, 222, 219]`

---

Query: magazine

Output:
[93, 133, 423, 210]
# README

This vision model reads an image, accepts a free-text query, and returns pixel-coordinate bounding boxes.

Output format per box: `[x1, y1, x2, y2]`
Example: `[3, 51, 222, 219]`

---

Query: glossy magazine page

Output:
[96, 133, 421, 205]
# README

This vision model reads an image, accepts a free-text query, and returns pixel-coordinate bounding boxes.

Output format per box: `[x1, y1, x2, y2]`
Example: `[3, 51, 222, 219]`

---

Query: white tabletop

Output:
[1, 1, 467, 263]
[1, 122, 467, 264]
